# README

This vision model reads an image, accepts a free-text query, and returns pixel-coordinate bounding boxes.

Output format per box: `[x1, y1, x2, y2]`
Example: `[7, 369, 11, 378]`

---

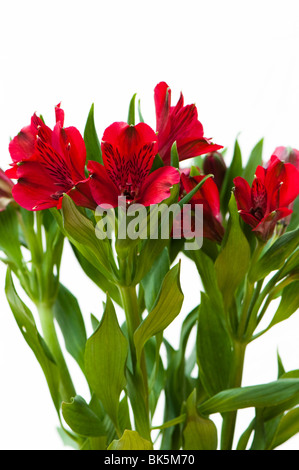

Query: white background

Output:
[1, 0, 299, 450]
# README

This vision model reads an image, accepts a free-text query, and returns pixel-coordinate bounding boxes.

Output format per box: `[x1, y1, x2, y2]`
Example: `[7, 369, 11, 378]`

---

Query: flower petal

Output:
[233, 176, 252, 212]
[87, 160, 120, 208]
[138, 166, 180, 206]
[154, 81, 171, 136]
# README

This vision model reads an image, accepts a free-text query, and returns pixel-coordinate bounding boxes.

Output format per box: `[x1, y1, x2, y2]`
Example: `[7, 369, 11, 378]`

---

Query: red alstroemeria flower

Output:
[154, 81, 223, 165]
[233, 155, 299, 241]
[177, 168, 225, 243]
[6, 104, 95, 211]
[87, 121, 180, 207]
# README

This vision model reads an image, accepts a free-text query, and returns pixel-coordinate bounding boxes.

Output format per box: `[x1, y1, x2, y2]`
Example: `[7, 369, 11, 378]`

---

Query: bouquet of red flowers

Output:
[2, 82, 299, 451]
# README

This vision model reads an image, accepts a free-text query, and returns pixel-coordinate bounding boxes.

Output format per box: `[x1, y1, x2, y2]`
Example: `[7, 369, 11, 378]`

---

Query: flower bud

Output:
[0, 168, 14, 211]
[203, 152, 226, 190]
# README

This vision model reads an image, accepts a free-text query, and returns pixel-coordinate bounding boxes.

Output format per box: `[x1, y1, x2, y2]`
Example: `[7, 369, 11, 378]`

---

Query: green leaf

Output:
[71, 245, 122, 306]
[189, 249, 223, 307]
[127, 93, 137, 125]
[150, 153, 164, 173]
[134, 262, 184, 365]
[84, 103, 103, 164]
[108, 429, 153, 450]
[5, 269, 61, 411]
[266, 280, 299, 330]
[215, 194, 251, 309]
[183, 389, 218, 450]
[84, 295, 128, 427]
[287, 195, 299, 232]
[170, 141, 179, 168]
[178, 174, 214, 208]
[197, 293, 233, 396]
[53, 283, 87, 372]
[60, 196, 117, 281]
[242, 138, 264, 185]
[269, 407, 299, 449]
[141, 246, 170, 312]
[249, 228, 299, 282]
[62, 395, 107, 438]
[0, 206, 23, 266]
[138, 99, 144, 123]
[220, 138, 243, 215]
[199, 379, 299, 415]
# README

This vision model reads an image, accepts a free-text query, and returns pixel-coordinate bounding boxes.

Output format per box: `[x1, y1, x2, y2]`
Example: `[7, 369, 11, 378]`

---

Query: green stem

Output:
[118, 285, 150, 439]
[37, 302, 76, 402]
[220, 340, 246, 450]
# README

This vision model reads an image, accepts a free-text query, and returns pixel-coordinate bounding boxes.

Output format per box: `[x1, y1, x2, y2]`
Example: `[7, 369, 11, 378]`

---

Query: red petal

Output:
[11, 164, 60, 211]
[277, 162, 299, 208]
[233, 177, 252, 212]
[67, 179, 97, 211]
[101, 121, 158, 187]
[193, 174, 221, 217]
[62, 126, 87, 179]
[154, 82, 171, 135]
[181, 172, 221, 218]
[87, 160, 120, 207]
[138, 166, 180, 206]
[9, 124, 36, 163]
[55, 103, 65, 126]
[238, 210, 259, 228]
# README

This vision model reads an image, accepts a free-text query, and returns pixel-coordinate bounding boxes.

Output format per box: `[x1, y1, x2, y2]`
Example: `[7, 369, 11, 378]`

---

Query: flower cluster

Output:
[2, 82, 299, 452]
[5, 82, 299, 244]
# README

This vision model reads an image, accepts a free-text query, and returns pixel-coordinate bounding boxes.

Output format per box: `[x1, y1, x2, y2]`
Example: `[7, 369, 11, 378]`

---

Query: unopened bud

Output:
[203, 152, 226, 190]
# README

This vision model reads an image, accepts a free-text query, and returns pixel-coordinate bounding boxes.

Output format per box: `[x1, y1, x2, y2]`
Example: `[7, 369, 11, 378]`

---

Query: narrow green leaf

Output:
[220, 138, 243, 215]
[189, 249, 223, 307]
[266, 280, 299, 330]
[197, 293, 233, 396]
[150, 153, 164, 172]
[215, 194, 251, 309]
[170, 141, 179, 168]
[138, 99, 144, 123]
[71, 245, 122, 306]
[199, 379, 299, 415]
[127, 93, 137, 125]
[5, 269, 61, 411]
[183, 389, 218, 450]
[134, 263, 184, 365]
[53, 283, 87, 371]
[60, 195, 116, 281]
[242, 138, 264, 185]
[84, 103, 103, 164]
[249, 228, 299, 282]
[141, 246, 170, 312]
[269, 407, 299, 449]
[178, 174, 214, 208]
[0, 206, 23, 266]
[84, 295, 128, 427]
[62, 395, 107, 437]
[287, 195, 299, 232]
[108, 429, 153, 450]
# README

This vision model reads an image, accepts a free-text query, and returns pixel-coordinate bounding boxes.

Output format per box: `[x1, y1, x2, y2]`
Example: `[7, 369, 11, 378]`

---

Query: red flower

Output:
[6, 104, 95, 211]
[0, 169, 15, 211]
[87, 121, 180, 208]
[154, 81, 223, 165]
[178, 168, 225, 243]
[233, 155, 299, 240]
